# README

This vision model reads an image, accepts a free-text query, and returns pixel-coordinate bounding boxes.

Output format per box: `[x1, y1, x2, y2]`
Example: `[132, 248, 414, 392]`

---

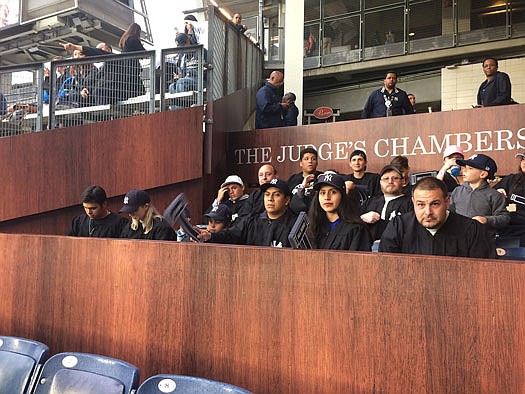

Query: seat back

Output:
[137, 374, 252, 394]
[0, 336, 49, 394]
[32, 352, 139, 394]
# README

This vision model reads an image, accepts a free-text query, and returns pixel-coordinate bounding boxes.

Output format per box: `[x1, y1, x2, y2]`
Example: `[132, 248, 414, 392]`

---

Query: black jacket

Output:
[477, 71, 512, 107]
[361, 194, 413, 240]
[209, 209, 297, 247]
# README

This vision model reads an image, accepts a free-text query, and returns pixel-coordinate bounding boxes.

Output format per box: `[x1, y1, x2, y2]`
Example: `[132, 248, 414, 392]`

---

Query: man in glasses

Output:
[360, 165, 413, 240]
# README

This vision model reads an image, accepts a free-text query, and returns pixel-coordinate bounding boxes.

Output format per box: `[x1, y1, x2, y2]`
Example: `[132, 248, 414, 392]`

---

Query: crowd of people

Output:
[69, 138, 525, 260]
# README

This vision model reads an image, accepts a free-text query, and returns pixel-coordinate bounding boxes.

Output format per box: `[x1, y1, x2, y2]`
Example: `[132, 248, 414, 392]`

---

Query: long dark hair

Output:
[308, 188, 361, 247]
[119, 22, 142, 49]
[509, 164, 525, 195]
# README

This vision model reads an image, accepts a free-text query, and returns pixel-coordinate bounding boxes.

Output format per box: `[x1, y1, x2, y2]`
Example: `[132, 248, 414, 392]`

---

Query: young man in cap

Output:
[344, 149, 381, 203]
[207, 175, 249, 223]
[205, 204, 232, 233]
[436, 145, 464, 193]
[450, 153, 510, 238]
[360, 165, 413, 241]
[68, 185, 128, 238]
[379, 177, 496, 258]
[120, 189, 176, 241]
[198, 179, 297, 247]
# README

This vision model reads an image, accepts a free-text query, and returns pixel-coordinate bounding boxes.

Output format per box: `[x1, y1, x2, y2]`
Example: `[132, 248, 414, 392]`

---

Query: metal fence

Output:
[0, 6, 263, 137]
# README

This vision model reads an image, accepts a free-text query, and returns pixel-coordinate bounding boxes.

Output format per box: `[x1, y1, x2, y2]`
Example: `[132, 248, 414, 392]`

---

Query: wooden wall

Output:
[0, 108, 204, 233]
[1, 233, 524, 393]
[227, 104, 525, 187]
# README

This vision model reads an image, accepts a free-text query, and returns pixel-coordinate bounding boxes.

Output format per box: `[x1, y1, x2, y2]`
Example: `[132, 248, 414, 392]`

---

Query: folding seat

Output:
[32, 352, 139, 394]
[0, 336, 49, 394]
[136, 374, 253, 393]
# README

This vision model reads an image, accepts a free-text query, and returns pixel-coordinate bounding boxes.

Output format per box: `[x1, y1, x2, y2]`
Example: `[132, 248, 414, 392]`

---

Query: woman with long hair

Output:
[495, 153, 525, 246]
[117, 22, 146, 98]
[308, 172, 372, 251]
[120, 189, 176, 241]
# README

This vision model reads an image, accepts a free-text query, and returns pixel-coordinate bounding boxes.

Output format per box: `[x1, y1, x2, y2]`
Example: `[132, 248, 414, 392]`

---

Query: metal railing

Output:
[0, 6, 264, 137]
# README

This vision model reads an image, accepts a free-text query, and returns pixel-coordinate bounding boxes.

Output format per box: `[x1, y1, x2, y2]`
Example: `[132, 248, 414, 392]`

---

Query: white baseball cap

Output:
[221, 175, 244, 188]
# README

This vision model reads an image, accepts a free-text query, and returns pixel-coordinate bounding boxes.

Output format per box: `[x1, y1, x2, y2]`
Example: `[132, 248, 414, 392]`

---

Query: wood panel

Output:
[227, 104, 525, 188]
[0, 107, 203, 222]
[0, 179, 203, 235]
[0, 233, 524, 393]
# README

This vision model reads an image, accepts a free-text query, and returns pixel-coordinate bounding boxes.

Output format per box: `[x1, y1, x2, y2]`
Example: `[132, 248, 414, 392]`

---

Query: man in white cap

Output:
[436, 145, 465, 193]
[206, 175, 249, 223]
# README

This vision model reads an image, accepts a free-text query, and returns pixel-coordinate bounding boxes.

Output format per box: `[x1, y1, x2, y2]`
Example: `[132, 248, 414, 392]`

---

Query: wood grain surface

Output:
[1, 233, 523, 393]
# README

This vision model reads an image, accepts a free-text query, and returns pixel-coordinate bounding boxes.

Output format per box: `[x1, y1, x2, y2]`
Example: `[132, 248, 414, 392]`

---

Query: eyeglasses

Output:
[380, 176, 402, 182]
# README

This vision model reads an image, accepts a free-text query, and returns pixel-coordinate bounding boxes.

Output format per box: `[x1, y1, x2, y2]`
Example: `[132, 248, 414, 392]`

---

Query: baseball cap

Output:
[221, 175, 244, 188]
[119, 189, 150, 213]
[260, 178, 291, 196]
[313, 172, 345, 192]
[516, 152, 525, 159]
[204, 204, 231, 222]
[379, 164, 403, 178]
[442, 145, 464, 159]
[456, 153, 497, 179]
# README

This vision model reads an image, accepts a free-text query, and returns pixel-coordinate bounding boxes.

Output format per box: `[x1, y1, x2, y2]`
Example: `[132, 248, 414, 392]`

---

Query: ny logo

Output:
[270, 179, 278, 184]
[123, 196, 129, 204]
[324, 174, 333, 182]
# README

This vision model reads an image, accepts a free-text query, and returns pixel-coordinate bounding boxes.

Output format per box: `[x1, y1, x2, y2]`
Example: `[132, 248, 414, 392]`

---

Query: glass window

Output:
[323, 0, 360, 17]
[305, 0, 321, 22]
[365, 0, 403, 9]
[363, 7, 405, 59]
[408, 0, 443, 39]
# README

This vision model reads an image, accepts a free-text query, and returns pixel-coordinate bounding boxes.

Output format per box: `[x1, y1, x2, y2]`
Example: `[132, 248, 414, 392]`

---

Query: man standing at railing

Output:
[0, 92, 6, 116]
[255, 70, 288, 129]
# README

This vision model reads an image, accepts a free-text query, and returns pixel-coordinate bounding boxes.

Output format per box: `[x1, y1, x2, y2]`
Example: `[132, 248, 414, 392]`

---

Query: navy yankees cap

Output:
[119, 189, 150, 213]
[260, 178, 291, 196]
[313, 172, 345, 193]
[204, 204, 231, 222]
[456, 153, 497, 179]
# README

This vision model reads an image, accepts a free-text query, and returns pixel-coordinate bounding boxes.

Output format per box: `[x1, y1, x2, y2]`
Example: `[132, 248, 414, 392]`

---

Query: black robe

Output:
[121, 217, 176, 241]
[316, 220, 373, 251]
[379, 211, 496, 259]
[209, 209, 297, 247]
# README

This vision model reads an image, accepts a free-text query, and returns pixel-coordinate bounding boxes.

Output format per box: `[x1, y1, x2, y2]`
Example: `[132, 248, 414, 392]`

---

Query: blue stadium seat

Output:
[0, 336, 49, 394]
[136, 374, 253, 393]
[32, 352, 139, 394]
[496, 247, 525, 261]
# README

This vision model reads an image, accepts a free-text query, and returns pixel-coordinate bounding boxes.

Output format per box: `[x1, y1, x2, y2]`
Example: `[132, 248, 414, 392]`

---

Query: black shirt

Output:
[361, 194, 413, 240]
[68, 212, 129, 238]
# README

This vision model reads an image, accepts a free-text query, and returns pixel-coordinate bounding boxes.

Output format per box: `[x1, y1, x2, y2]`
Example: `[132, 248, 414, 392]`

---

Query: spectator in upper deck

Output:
[118, 22, 146, 98]
[476, 57, 513, 107]
[0, 92, 7, 116]
[362, 71, 414, 118]
[282, 92, 299, 126]
[255, 70, 288, 129]
[231, 13, 247, 34]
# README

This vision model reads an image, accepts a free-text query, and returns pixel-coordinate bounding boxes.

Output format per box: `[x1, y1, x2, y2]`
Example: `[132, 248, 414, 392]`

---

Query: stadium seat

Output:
[496, 247, 525, 261]
[32, 352, 139, 394]
[136, 374, 253, 393]
[0, 336, 49, 394]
